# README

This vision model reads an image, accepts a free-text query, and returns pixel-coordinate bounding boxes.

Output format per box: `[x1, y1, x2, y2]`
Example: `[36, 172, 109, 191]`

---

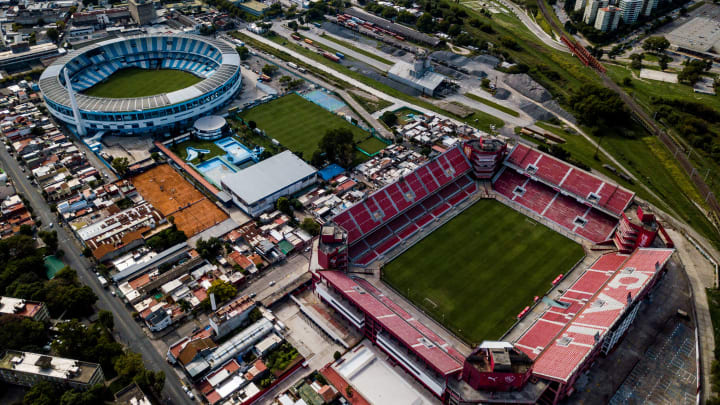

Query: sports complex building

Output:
[315, 138, 677, 404]
[38, 34, 242, 136]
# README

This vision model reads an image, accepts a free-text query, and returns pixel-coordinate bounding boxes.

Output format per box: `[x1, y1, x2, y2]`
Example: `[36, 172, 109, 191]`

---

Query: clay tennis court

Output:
[132, 164, 228, 237]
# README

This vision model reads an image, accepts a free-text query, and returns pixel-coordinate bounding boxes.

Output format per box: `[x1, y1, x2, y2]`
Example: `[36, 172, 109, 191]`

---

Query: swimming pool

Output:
[195, 157, 237, 187]
[303, 90, 346, 112]
[215, 138, 255, 165]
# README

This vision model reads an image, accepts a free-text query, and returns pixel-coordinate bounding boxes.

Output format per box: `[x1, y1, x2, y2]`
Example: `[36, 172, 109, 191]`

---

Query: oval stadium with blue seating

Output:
[38, 34, 242, 136]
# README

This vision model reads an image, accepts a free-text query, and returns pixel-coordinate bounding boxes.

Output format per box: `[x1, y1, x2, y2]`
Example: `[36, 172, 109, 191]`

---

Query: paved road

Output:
[0, 148, 193, 405]
[495, 0, 568, 52]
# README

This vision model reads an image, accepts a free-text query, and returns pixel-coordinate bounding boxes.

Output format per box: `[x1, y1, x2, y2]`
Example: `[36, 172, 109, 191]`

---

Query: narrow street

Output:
[0, 146, 193, 405]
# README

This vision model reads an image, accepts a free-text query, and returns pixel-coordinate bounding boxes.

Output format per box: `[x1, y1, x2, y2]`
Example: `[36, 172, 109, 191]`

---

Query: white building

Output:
[574, 0, 588, 12]
[209, 295, 256, 339]
[583, 0, 608, 25]
[619, 0, 644, 24]
[595, 6, 621, 32]
[221, 151, 317, 217]
[0, 351, 104, 390]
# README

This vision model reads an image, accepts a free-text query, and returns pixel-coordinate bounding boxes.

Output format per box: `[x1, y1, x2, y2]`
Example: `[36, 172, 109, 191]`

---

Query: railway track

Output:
[535, 0, 720, 217]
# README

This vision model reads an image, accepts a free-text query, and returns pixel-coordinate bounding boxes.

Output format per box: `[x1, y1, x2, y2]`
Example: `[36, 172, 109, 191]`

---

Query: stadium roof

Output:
[515, 248, 674, 383]
[319, 270, 465, 376]
[38, 34, 240, 113]
[221, 151, 317, 205]
[505, 143, 634, 217]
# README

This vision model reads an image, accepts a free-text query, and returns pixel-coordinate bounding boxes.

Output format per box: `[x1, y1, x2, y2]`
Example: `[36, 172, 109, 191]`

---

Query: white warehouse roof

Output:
[221, 151, 317, 205]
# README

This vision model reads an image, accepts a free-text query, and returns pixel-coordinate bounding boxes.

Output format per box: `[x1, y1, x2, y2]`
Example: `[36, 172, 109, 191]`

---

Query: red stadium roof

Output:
[515, 248, 673, 383]
[505, 144, 634, 217]
[319, 271, 465, 376]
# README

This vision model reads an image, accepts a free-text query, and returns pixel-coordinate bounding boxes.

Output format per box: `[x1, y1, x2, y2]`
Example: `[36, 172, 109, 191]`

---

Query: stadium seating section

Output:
[332, 147, 476, 266]
[494, 144, 634, 244]
[66, 37, 222, 92]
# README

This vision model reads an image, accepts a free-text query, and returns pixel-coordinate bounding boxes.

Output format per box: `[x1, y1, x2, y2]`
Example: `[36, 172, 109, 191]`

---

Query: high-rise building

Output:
[583, 0, 608, 25]
[595, 6, 621, 32]
[642, 0, 660, 17]
[574, 0, 588, 13]
[0, 351, 105, 390]
[128, 0, 156, 25]
[619, 0, 643, 24]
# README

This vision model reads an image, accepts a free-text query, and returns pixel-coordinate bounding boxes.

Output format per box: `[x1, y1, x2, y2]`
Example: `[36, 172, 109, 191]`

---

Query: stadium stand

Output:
[513, 248, 674, 401]
[504, 144, 634, 217]
[493, 143, 633, 244]
[331, 146, 475, 266]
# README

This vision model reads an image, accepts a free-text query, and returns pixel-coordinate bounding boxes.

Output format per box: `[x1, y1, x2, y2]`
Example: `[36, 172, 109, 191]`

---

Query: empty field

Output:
[382, 199, 585, 344]
[82, 68, 202, 98]
[239, 93, 382, 159]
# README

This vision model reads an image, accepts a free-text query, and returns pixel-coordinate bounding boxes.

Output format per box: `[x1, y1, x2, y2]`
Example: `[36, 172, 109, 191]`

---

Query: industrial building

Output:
[221, 151, 317, 217]
[387, 53, 447, 96]
[0, 351, 105, 390]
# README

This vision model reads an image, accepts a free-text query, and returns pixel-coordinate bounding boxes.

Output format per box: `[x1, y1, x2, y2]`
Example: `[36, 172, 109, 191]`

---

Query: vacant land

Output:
[82, 68, 202, 98]
[383, 199, 584, 344]
[239, 93, 382, 158]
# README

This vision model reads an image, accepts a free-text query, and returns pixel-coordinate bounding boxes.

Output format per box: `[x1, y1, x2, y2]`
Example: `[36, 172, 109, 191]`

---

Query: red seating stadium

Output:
[544, 194, 587, 231]
[493, 168, 528, 200]
[504, 144, 634, 216]
[514, 180, 556, 215]
[416, 213, 434, 228]
[365, 226, 392, 247]
[406, 204, 425, 221]
[355, 250, 378, 266]
[575, 209, 617, 243]
[432, 202, 451, 217]
[397, 223, 419, 239]
[376, 235, 400, 255]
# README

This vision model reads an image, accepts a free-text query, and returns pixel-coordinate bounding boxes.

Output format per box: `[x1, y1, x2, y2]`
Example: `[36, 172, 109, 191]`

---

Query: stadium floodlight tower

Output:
[62, 67, 86, 137]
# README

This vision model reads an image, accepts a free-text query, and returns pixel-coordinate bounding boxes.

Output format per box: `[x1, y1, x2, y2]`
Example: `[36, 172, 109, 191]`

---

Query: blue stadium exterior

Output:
[38, 34, 242, 136]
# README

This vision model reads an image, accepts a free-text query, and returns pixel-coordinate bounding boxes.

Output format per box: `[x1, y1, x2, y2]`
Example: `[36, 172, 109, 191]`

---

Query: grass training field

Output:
[383, 199, 585, 344]
[82, 68, 202, 98]
[239, 93, 381, 159]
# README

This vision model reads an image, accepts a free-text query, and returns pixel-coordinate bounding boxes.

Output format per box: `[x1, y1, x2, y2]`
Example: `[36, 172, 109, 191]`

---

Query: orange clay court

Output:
[132, 164, 228, 237]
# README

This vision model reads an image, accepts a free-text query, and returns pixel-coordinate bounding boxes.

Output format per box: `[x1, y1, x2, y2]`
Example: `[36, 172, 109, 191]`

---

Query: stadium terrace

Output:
[315, 137, 676, 404]
[38, 34, 242, 136]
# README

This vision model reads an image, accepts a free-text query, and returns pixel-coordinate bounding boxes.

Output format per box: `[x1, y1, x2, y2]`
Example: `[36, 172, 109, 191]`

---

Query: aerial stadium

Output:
[315, 138, 676, 404]
[38, 34, 242, 136]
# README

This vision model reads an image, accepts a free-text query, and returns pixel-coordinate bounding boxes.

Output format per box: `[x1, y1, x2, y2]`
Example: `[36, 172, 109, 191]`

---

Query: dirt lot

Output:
[131, 164, 228, 236]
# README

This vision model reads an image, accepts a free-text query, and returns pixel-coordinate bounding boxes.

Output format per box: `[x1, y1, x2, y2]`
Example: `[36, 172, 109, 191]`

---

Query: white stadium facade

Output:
[38, 34, 242, 136]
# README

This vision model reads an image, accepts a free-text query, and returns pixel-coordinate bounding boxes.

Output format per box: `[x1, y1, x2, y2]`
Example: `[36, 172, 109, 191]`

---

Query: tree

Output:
[417, 12, 434, 33]
[380, 111, 398, 127]
[0, 316, 47, 352]
[111, 157, 130, 176]
[18, 224, 33, 236]
[39, 230, 58, 253]
[288, 20, 299, 31]
[643, 36, 670, 54]
[678, 59, 710, 85]
[279, 75, 292, 87]
[659, 55, 671, 70]
[207, 279, 237, 303]
[333, 350, 341, 361]
[46, 28, 59, 43]
[59, 384, 105, 405]
[248, 120, 257, 130]
[276, 197, 293, 216]
[262, 64, 279, 76]
[300, 217, 321, 236]
[629, 53, 644, 70]
[23, 381, 59, 405]
[317, 128, 355, 168]
[196, 237, 223, 261]
[98, 310, 114, 331]
[569, 85, 628, 131]
[237, 45, 250, 60]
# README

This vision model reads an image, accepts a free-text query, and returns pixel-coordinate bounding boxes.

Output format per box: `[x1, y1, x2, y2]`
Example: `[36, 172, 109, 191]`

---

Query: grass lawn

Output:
[464, 92, 520, 117]
[239, 93, 369, 159]
[383, 199, 585, 344]
[356, 136, 388, 155]
[82, 68, 202, 98]
[170, 138, 225, 164]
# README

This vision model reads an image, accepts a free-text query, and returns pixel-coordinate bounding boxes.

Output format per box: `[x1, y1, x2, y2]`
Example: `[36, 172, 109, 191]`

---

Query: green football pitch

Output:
[239, 93, 383, 159]
[382, 199, 585, 345]
[82, 68, 202, 98]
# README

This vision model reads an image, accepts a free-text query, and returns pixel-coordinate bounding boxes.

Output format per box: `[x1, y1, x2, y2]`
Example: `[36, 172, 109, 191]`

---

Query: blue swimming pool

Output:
[194, 157, 237, 187]
[303, 90, 346, 112]
[215, 137, 255, 165]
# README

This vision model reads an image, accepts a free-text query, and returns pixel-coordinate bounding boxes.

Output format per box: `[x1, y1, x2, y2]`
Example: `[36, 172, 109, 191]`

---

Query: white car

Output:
[183, 386, 195, 400]
[269, 281, 276, 287]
